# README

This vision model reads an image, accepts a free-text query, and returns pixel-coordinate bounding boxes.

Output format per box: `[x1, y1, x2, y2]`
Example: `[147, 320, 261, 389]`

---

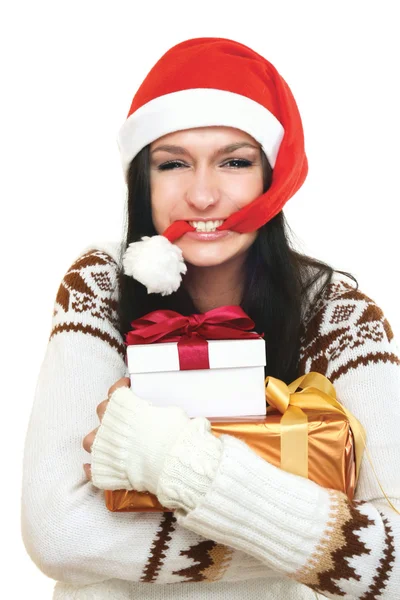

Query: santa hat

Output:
[117, 37, 308, 295]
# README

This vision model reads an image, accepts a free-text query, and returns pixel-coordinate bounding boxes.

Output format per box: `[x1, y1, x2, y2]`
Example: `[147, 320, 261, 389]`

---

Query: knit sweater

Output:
[21, 241, 400, 600]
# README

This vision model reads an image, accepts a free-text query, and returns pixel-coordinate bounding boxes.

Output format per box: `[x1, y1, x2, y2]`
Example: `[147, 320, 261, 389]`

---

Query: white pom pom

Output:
[122, 236, 187, 296]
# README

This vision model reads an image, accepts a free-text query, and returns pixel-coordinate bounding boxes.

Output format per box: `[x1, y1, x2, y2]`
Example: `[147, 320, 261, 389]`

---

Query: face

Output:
[149, 126, 264, 268]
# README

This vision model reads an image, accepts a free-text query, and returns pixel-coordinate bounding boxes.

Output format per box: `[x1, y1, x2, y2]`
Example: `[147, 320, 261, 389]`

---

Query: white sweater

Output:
[21, 241, 400, 600]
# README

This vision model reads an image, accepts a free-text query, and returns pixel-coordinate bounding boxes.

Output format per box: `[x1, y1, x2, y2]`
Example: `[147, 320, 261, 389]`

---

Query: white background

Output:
[2, 0, 399, 595]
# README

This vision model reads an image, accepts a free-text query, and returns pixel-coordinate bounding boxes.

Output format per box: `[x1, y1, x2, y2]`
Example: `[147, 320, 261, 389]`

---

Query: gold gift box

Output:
[104, 373, 365, 512]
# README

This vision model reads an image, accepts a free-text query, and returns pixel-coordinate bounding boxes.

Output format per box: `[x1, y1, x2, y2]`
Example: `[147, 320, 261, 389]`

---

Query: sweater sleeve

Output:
[20, 244, 169, 587]
[154, 280, 400, 599]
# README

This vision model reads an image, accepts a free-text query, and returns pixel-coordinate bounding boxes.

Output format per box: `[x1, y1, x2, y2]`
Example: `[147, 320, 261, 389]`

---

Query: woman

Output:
[21, 37, 399, 599]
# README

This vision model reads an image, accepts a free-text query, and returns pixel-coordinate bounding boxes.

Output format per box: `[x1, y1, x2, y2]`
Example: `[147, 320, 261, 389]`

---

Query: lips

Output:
[183, 228, 231, 241]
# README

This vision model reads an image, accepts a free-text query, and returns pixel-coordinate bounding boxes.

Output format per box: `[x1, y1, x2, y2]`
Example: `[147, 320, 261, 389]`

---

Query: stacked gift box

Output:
[104, 306, 364, 512]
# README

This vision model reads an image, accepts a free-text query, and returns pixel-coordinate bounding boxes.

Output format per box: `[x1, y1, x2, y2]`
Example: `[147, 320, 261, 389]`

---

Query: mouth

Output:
[187, 219, 225, 232]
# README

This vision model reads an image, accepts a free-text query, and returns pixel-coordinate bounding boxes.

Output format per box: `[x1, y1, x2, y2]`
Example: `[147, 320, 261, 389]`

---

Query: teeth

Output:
[189, 219, 224, 232]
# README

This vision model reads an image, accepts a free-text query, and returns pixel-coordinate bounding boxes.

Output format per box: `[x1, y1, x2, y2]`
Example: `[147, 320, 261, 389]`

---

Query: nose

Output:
[184, 166, 220, 211]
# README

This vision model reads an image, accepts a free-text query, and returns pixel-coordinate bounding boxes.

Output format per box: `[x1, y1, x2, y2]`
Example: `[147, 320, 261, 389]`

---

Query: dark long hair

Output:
[116, 146, 358, 383]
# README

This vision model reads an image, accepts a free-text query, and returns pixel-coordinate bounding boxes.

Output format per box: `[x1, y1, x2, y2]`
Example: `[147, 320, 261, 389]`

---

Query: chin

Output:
[183, 248, 245, 268]
[179, 236, 256, 269]
[185, 256, 229, 268]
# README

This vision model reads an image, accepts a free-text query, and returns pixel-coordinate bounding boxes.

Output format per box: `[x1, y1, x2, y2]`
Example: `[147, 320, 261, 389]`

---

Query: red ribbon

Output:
[125, 306, 263, 371]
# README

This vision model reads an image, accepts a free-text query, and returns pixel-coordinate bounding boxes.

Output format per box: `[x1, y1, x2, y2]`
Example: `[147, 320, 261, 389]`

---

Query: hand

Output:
[81, 379, 193, 495]
[82, 377, 131, 481]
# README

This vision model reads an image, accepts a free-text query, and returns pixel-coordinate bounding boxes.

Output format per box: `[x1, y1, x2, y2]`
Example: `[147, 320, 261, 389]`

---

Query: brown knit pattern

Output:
[140, 512, 177, 583]
[173, 541, 234, 582]
[200, 543, 234, 582]
[172, 540, 219, 582]
[49, 249, 125, 358]
[360, 516, 395, 599]
[295, 491, 375, 594]
[292, 276, 398, 595]
[298, 276, 399, 382]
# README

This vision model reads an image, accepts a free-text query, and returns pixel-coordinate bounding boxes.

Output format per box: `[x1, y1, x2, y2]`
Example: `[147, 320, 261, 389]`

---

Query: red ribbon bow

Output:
[125, 306, 263, 370]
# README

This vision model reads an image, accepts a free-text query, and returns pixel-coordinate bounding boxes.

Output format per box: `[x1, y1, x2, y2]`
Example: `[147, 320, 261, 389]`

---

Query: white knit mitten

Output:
[90, 386, 221, 500]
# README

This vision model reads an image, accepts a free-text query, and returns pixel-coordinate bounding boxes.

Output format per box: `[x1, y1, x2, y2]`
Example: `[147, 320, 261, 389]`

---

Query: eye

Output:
[222, 159, 253, 168]
[157, 158, 254, 171]
[157, 161, 186, 171]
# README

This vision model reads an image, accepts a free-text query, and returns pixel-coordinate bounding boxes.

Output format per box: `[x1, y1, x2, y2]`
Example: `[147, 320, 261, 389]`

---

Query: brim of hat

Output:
[117, 88, 284, 179]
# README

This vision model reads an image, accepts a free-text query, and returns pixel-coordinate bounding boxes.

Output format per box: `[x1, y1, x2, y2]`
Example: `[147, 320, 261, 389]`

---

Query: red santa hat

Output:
[118, 37, 308, 295]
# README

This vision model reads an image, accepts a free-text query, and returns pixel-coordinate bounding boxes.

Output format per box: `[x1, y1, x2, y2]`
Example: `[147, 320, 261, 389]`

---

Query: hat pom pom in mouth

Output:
[122, 235, 187, 296]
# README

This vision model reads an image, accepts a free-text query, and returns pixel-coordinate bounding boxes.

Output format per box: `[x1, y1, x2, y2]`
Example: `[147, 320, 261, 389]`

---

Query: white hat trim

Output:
[117, 88, 285, 179]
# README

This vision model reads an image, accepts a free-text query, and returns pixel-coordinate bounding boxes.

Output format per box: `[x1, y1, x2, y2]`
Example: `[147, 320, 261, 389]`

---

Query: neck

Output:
[183, 254, 247, 314]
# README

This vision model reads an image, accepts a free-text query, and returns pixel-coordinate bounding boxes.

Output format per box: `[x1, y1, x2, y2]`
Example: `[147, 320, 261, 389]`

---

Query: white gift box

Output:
[126, 338, 267, 418]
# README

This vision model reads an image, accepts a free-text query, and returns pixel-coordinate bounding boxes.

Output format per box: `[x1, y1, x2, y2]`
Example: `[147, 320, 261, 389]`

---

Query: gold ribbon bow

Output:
[265, 372, 399, 514]
[265, 372, 366, 482]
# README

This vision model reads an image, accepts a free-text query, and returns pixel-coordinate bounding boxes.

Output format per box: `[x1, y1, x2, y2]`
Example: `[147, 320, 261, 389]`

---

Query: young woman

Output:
[22, 37, 399, 599]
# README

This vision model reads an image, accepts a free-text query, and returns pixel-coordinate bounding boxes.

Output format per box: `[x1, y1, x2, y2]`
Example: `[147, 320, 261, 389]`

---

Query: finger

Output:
[82, 427, 99, 453]
[83, 463, 92, 481]
[108, 377, 131, 398]
[96, 399, 109, 421]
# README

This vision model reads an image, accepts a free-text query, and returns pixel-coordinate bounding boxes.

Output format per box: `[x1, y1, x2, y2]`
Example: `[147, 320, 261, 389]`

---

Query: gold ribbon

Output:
[265, 372, 400, 515]
[265, 372, 366, 483]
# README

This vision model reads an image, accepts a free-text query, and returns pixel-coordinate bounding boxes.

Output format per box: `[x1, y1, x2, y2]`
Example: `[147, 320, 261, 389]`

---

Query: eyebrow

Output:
[150, 142, 260, 157]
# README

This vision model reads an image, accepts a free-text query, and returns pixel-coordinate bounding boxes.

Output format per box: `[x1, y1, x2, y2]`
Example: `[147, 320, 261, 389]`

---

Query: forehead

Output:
[150, 126, 260, 150]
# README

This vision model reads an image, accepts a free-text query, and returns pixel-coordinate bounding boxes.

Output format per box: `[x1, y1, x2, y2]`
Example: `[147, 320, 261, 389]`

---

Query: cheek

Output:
[236, 231, 258, 256]
[227, 172, 264, 209]
[150, 179, 177, 234]
[150, 203, 164, 235]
